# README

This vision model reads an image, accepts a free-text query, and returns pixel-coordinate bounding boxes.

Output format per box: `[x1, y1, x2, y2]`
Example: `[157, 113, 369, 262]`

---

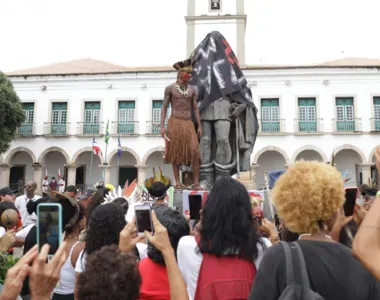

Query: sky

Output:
[1, 0, 380, 72]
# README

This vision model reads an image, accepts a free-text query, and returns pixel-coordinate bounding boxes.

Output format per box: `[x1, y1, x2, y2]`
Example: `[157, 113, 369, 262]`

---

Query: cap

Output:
[0, 187, 16, 196]
[78, 188, 96, 200]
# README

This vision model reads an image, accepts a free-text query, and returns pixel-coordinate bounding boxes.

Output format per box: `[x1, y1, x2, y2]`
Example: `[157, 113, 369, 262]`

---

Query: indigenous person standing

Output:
[161, 59, 202, 189]
[42, 176, 49, 195]
[59, 176, 66, 193]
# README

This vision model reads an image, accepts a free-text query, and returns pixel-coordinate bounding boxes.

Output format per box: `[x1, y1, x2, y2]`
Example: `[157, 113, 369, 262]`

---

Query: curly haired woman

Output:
[249, 161, 380, 300]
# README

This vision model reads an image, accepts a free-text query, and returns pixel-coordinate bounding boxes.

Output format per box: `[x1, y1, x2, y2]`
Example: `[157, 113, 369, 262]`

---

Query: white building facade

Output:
[1, 59, 380, 193]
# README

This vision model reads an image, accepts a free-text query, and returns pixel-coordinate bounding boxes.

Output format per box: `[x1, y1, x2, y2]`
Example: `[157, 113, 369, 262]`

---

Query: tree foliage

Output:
[0, 72, 25, 154]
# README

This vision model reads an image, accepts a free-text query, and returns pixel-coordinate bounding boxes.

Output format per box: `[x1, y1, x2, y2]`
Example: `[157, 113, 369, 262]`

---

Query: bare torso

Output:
[167, 82, 196, 120]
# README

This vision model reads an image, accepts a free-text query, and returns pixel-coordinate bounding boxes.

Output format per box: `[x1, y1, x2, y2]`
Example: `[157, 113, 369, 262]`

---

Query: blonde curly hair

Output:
[272, 161, 345, 233]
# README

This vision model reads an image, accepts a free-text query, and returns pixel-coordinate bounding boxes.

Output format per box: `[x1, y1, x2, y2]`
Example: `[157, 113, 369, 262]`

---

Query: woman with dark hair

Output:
[138, 206, 189, 299]
[177, 177, 271, 299]
[74, 203, 126, 275]
[52, 200, 86, 300]
[86, 187, 107, 220]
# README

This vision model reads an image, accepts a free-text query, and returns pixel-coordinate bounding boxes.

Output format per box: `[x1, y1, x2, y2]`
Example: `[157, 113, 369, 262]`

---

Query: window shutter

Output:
[307, 106, 316, 121]
[298, 106, 307, 122]
[345, 106, 354, 121]
[152, 108, 161, 124]
[336, 106, 344, 121]
[119, 109, 127, 123]
[261, 107, 270, 122]
[271, 106, 279, 122]
[93, 110, 100, 123]
[127, 109, 135, 123]
[85, 110, 92, 124]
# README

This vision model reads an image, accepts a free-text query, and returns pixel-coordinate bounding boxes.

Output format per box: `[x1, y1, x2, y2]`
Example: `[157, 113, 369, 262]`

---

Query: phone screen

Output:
[38, 205, 61, 255]
[136, 208, 152, 233]
[189, 195, 202, 220]
[344, 188, 358, 216]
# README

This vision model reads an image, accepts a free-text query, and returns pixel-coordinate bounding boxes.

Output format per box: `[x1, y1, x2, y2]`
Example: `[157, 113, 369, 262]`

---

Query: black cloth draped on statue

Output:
[189, 31, 257, 111]
[188, 31, 259, 173]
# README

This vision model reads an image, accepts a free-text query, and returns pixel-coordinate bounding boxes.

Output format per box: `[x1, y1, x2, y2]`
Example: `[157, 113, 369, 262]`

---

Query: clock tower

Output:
[185, 0, 246, 66]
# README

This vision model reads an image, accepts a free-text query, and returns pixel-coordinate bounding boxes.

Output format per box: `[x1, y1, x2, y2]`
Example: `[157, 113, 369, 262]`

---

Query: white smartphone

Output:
[135, 205, 153, 236]
[37, 203, 62, 257]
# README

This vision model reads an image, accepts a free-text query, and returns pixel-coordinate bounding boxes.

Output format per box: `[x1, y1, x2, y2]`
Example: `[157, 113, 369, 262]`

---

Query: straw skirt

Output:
[164, 116, 200, 167]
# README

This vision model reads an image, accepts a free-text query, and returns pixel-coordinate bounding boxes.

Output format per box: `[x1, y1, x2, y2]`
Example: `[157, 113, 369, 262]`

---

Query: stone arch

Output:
[5, 147, 37, 165]
[142, 146, 165, 165]
[38, 147, 70, 165]
[0, 155, 4, 164]
[334, 144, 367, 163]
[71, 147, 105, 164]
[291, 145, 328, 163]
[252, 146, 290, 165]
[108, 147, 141, 165]
[368, 146, 380, 163]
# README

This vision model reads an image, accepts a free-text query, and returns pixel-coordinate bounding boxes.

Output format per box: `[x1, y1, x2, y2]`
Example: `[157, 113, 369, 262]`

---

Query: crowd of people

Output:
[0, 147, 379, 299]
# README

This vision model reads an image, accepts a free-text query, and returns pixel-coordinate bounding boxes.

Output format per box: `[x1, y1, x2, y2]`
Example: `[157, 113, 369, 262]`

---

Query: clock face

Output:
[211, 0, 220, 10]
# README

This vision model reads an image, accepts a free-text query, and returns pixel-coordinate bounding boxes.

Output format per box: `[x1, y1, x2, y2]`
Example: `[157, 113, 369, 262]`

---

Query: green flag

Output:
[105, 120, 110, 144]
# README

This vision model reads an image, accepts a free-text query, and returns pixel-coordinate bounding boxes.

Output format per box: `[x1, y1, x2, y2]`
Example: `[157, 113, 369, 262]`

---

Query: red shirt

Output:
[138, 257, 170, 300]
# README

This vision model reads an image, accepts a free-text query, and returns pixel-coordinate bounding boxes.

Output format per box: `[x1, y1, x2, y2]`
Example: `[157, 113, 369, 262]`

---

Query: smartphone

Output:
[344, 187, 359, 216]
[135, 205, 153, 236]
[37, 203, 62, 256]
[189, 195, 202, 220]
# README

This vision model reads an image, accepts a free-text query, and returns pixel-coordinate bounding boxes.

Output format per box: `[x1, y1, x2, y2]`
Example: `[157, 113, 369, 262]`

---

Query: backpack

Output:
[194, 253, 256, 300]
[279, 242, 325, 300]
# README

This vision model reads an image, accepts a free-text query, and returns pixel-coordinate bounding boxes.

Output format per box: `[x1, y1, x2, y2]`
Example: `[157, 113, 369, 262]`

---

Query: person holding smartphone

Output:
[353, 146, 380, 280]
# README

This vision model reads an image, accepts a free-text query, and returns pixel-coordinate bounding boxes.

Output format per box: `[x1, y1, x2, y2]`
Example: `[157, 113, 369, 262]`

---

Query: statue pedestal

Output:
[236, 171, 255, 190]
[182, 172, 194, 186]
[172, 188, 265, 215]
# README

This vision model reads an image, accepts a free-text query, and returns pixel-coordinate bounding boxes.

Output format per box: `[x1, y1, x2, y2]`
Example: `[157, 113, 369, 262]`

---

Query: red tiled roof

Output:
[6, 57, 380, 77]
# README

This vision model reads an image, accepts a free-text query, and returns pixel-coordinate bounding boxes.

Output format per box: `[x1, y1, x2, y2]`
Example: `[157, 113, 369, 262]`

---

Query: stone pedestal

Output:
[135, 165, 148, 185]
[0, 164, 11, 188]
[236, 164, 258, 190]
[100, 165, 112, 184]
[237, 171, 254, 190]
[32, 163, 43, 196]
[183, 172, 194, 186]
[66, 164, 77, 186]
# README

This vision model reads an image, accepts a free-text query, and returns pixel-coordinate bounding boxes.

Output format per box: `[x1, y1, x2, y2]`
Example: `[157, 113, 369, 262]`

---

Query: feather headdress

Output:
[102, 179, 145, 222]
[144, 167, 171, 190]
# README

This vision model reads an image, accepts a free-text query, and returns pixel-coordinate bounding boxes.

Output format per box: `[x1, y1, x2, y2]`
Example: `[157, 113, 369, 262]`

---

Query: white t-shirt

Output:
[75, 243, 148, 273]
[177, 235, 272, 300]
[14, 194, 41, 227]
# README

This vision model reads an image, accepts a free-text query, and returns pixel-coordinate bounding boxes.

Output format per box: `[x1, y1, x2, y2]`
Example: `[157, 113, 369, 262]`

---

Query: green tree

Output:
[0, 72, 25, 154]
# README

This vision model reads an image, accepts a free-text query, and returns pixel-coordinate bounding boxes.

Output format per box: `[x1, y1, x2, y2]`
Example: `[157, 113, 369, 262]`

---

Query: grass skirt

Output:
[164, 116, 200, 167]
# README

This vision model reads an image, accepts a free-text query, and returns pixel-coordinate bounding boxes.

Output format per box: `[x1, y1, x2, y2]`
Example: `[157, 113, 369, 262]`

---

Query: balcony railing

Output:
[111, 121, 139, 135]
[44, 122, 70, 136]
[294, 119, 324, 133]
[146, 121, 168, 135]
[332, 118, 362, 132]
[370, 118, 380, 132]
[77, 122, 104, 136]
[258, 119, 286, 133]
[17, 123, 36, 136]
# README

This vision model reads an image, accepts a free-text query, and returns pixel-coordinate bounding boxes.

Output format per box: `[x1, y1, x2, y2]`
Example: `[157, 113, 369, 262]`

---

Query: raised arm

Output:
[353, 147, 380, 279]
[160, 85, 171, 138]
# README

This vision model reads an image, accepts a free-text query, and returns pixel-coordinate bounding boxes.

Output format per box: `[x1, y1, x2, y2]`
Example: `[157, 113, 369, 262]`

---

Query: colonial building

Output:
[1, 57, 380, 193]
[1, 0, 380, 192]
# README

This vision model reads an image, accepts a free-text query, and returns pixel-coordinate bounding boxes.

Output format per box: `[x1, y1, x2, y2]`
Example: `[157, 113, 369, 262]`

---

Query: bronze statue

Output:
[190, 31, 259, 188]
